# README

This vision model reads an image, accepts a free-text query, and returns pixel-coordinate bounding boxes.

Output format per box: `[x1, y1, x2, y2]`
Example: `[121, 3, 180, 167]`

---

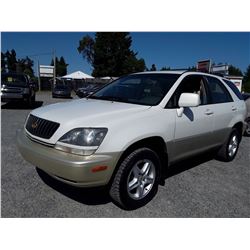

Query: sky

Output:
[1, 32, 250, 76]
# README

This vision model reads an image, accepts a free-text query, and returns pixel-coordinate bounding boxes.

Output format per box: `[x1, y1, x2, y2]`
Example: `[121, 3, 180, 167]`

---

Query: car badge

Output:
[31, 121, 38, 129]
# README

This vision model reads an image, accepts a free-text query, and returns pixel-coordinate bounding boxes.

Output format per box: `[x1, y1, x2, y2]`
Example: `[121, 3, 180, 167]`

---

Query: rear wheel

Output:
[109, 148, 161, 210]
[31, 93, 36, 101]
[25, 95, 34, 108]
[216, 128, 240, 162]
[244, 118, 250, 137]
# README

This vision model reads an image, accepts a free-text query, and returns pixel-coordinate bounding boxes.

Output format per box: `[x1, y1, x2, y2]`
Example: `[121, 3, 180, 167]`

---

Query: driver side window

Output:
[166, 75, 208, 108]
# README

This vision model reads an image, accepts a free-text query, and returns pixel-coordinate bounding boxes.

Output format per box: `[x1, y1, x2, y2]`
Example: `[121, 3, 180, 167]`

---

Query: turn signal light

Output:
[91, 165, 108, 173]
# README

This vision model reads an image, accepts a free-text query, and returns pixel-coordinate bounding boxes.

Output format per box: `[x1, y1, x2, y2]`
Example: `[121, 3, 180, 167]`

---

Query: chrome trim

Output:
[26, 133, 54, 147]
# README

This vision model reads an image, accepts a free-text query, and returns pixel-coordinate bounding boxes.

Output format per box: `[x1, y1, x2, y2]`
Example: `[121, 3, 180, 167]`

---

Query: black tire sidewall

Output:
[244, 118, 250, 137]
[118, 148, 161, 209]
[225, 129, 240, 161]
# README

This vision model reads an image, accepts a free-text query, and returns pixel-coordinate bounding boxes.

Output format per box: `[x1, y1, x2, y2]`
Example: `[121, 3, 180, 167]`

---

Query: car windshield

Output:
[89, 73, 180, 105]
[55, 85, 69, 90]
[1, 73, 28, 86]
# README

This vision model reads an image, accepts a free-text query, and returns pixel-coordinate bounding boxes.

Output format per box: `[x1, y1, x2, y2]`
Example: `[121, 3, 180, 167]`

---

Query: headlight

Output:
[54, 128, 108, 156]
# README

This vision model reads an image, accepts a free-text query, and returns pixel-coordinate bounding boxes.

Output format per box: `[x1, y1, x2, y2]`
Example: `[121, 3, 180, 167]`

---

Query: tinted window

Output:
[166, 75, 208, 108]
[1, 73, 28, 86]
[91, 73, 180, 106]
[242, 94, 250, 101]
[223, 79, 244, 100]
[55, 85, 69, 90]
[205, 76, 233, 104]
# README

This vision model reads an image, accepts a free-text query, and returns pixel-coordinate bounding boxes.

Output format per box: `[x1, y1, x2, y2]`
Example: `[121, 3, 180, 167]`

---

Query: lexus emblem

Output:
[31, 121, 38, 129]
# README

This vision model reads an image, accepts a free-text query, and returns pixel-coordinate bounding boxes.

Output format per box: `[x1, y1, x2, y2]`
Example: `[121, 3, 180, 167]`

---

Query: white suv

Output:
[17, 71, 247, 209]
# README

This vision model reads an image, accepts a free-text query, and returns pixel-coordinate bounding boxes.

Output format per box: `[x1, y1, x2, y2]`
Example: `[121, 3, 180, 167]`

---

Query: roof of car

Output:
[134, 70, 186, 75]
[133, 70, 226, 80]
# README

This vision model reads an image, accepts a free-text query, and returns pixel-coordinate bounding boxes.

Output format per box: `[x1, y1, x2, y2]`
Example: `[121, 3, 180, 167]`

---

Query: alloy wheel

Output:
[127, 159, 156, 200]
[228, 134, 238, 157]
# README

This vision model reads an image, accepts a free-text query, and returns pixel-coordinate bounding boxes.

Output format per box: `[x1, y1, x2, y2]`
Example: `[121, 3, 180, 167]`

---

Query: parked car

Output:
[1, 72, 36, 106]
[52, 84, 71, 98]
[17, 71, 247, 209]
[242, 93, 250, 136]
[75, 84, 104, 98]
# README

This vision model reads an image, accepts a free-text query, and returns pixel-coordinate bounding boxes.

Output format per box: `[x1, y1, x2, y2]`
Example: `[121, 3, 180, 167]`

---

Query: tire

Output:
[244, 118, 250, 137]
[109, 148, 161, 210]
[25, 95, 34, 108]
[31, 94, 36, 101]
[216, 128, 240, 162]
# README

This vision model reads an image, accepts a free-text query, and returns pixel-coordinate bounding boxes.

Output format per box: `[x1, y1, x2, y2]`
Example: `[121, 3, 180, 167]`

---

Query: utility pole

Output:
[53, 49, 56, 86]
[37, 60, 41, 91]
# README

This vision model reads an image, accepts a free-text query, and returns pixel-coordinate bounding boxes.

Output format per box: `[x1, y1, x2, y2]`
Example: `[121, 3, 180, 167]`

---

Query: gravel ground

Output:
[1, 91, 250, 217]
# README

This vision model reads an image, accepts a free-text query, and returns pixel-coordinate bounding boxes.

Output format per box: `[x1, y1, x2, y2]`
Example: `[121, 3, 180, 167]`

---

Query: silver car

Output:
[17, 71, 247, 209]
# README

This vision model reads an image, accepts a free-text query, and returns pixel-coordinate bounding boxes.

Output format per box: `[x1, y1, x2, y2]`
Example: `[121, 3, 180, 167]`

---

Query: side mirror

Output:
[177, 93, 200, 117]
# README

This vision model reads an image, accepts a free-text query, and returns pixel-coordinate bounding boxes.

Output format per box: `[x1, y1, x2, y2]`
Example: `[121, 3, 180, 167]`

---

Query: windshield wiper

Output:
[88, 95, 127, 102]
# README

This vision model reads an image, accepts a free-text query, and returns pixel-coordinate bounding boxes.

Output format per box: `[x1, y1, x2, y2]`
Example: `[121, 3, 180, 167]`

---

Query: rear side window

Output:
[223, 79, 244, 100]
[205, 76, 233, 104]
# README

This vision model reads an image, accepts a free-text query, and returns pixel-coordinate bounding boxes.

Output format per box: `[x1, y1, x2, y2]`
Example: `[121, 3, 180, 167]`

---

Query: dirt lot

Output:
[1, 91, 250, 217]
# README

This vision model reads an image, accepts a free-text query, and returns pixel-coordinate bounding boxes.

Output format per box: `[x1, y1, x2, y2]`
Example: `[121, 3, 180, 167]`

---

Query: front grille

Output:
[2, 87, 23, 93]
[25, 114, 60, 139]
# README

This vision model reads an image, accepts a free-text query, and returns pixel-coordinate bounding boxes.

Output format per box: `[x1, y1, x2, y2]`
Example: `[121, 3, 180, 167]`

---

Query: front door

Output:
[166, 74, 215, 163]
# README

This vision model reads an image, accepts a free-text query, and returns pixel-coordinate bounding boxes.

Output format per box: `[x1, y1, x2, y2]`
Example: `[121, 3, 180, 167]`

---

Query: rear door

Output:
[204, 76, 235, 145]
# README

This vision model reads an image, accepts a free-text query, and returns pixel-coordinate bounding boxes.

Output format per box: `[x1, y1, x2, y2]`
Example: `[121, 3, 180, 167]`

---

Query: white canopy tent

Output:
[61, 71, 94, 80]
[100, 76, 112, 80]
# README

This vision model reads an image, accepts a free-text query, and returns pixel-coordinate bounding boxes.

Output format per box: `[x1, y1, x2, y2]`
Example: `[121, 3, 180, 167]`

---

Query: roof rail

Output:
[210, 72, 225, 77]
[167, 68, 189, 71]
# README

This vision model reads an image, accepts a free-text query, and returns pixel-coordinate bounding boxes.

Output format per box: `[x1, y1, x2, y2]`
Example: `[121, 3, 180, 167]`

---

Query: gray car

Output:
[1, 72, 36, 106]
[52, 84, 71, 98]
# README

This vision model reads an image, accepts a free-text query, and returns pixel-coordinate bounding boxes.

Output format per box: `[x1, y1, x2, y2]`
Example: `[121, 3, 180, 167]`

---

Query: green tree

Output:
[1, 52, 7, 72]
[51, 56, 68, 76]
[16, 56, 34, 77]
[58, 56, 68, 76]
[244, 65, 250, 82]
[77, 35, 94, 65]
[187, 66, 196, 71]
[150, 64, 157, 71]
[228, 65, 243, 76]
[78, 32, 146, 77]
[1, 50, 35, 77]
[243, 65, 250, 93]
[160, 66, 171, 71]
[5, 49, 17, 72]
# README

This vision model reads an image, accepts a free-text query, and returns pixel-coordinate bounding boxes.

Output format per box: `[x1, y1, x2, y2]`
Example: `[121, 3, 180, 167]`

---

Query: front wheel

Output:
[216, 128, 240, 162]
[109, 148, 161, 210]
[25, 95, 34, 108]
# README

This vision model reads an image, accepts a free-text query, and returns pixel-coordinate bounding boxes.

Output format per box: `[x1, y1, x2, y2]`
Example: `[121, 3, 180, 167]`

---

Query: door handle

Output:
[205, 109, 213, 115]
[232, 106, 237, 111]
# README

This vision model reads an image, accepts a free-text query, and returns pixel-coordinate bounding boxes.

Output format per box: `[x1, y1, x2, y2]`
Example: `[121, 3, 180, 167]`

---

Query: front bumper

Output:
[1, 92, 24, 102]
[17, 129, 121, 187]
[52, 92, 71, 98]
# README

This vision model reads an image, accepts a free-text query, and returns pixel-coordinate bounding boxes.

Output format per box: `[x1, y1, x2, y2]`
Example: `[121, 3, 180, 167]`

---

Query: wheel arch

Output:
[232, 121, 243, 141]
[108, 136, 168, 186]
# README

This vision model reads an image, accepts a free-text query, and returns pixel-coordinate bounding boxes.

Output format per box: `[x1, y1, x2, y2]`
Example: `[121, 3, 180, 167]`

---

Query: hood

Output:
[31, 98, 150, 127]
